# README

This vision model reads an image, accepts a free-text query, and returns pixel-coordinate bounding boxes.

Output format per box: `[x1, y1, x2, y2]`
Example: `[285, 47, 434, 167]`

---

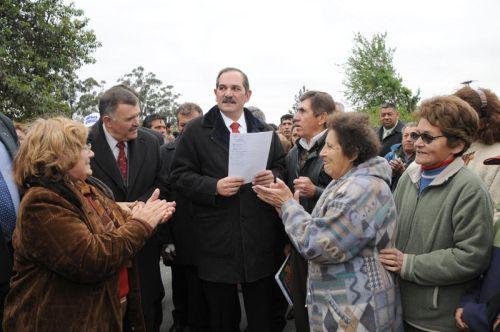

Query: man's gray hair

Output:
[98, 84, 139, 118]
[247, 106, 266, 123]
[176, 102, 203, 118]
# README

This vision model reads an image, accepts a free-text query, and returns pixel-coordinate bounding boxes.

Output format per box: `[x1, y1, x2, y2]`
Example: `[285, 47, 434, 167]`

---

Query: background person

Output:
[384, 123, 418, 191]
[455, 86, 500, 212]
[286, 90, 336, 332]
[376, 102, 405, 157]
[159, 102, 208, 332]
[279, 114, 293, 141]
[2, 117, 175, 331]
[291, 125, 300, 146]
[380, 96, 494, 331]
[254, 112, 402, 331]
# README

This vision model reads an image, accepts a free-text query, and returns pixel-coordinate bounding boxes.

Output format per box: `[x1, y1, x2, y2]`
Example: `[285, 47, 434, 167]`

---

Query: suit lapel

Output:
[127, 134, 146, 191]
[204, 107, 230, 151]
[90, 122, 126, 191]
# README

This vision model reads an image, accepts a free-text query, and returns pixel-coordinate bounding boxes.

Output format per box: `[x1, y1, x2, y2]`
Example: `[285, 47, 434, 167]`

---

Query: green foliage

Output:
[70, 77, 106, 117]
[343, 32, 420, 116]
[117, 66, 181, 124]
[365, 105, 417, 127]
[0, 0, 100, 121]
[289, 85, 308, 114]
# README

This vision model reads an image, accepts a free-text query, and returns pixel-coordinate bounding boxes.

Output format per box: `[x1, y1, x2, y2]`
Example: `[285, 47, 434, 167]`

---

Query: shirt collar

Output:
[382, 120, 399, 136]
[102, 123, 127, 150]
[298, 129, 327, 151]
[219, 111, 247, 133]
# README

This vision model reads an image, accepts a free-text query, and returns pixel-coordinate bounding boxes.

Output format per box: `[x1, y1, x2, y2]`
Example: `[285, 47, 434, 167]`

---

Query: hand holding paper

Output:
[228, 131, 273, 183]
[216, 176, 245, 197]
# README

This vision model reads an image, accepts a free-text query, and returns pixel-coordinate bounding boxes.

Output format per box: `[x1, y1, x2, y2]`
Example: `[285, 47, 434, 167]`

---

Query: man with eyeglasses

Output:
[377, 102, 405, 156]
[384, 123, 418, 190]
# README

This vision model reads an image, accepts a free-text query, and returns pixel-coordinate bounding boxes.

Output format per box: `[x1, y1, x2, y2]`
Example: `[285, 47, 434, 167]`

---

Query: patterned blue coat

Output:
[281, 157, 403, 331]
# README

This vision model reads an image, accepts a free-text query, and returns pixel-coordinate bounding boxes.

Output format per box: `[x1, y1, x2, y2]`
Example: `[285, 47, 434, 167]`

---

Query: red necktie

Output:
[230, 122, 240, 133]
[116, 141, 127, 183]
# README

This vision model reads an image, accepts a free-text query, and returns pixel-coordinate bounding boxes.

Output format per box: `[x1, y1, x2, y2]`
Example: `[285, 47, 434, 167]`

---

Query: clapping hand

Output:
[253, 178, 298, 215]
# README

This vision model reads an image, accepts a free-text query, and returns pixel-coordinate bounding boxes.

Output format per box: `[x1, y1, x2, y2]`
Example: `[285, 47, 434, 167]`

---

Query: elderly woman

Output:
[2, 117, 175, 331]
[254, 112, 402, 331]
[380, 96, 494, 331]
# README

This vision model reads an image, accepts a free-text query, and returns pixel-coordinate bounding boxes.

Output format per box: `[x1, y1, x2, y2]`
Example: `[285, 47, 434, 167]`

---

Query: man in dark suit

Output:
[286, 91, 336, 332]
[377, 102, 405, 156]
[170, 68, 286, 332]
[159, 102, 208, 332]
[0, 112, 20, 332]
[87, 85, 164, 331]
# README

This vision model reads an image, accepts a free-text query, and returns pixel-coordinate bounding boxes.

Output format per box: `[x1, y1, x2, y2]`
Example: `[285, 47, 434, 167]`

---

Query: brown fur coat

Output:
[2, 180, 152, 331]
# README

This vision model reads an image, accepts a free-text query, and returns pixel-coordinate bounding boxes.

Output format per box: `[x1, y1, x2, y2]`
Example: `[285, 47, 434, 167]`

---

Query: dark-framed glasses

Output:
[409, 132, 446, 144]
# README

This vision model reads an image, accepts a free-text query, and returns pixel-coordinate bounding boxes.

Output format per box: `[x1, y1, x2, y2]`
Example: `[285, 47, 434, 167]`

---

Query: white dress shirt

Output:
[220, 111, 247, 133]
[102, 123, 128, 159]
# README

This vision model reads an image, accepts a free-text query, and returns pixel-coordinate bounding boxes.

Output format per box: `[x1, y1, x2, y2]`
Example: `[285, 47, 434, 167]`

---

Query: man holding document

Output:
[169, 67, 286, 332]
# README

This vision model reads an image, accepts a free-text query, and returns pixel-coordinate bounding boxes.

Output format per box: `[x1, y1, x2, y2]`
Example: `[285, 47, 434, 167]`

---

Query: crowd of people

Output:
[0, 67, 499, 332]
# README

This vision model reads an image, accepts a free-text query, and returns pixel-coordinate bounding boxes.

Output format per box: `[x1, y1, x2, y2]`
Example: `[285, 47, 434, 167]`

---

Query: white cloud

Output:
[75, 0, 500, 123]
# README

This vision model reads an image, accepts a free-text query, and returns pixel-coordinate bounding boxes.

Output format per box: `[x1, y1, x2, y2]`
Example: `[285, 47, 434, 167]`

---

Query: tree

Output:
[289, 85, 308, 114]
[70, 77, 106, 117]
[0, 0, 100, 120]
[343, 32, 420, 117]
[117, 66, 180, 124]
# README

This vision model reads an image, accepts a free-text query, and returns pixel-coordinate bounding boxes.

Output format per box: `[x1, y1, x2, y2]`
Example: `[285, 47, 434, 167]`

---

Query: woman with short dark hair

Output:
[380, 96, 494, 331]
[254, 112, 402, 331]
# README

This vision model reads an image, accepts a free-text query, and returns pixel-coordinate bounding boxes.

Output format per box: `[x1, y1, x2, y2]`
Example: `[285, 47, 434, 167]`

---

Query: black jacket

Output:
[169, 106, 286, 283]
[158, 139, 198, 265]
[285, 131, 332, 214]
[377, 120, 405, 157]
[0, 113, 18, 285]
[87, 120, 164, 310]
[88, 120, 162, 202]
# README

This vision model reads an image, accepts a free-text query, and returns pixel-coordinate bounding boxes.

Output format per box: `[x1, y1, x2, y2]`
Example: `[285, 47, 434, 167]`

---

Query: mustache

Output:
[222, 97, 236, 104]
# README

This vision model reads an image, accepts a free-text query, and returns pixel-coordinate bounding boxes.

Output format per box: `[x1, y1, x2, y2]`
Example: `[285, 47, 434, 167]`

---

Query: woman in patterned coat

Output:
[254, 112, 402, 331]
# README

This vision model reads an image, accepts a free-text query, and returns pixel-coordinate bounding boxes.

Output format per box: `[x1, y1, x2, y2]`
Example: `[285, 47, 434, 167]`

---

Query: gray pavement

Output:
[159, 264, 296, 332]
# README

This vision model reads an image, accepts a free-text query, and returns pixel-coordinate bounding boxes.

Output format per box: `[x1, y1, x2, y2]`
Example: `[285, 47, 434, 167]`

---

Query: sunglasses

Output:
[409, 132, 446, 144]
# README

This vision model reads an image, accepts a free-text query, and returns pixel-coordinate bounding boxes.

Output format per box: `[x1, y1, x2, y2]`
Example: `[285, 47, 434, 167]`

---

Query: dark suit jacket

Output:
[377, 120, 405, 157]
[87, 120, 164, 309]
[169, 106, 286, 283]
[158, 139, 198, 265]
[285, 131, 332, 214]
[0, 113, 18, 285]
[88, 120, 162, 202]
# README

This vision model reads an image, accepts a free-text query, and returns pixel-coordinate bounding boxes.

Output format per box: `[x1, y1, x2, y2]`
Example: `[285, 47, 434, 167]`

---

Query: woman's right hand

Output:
[131, 189, 176, 229]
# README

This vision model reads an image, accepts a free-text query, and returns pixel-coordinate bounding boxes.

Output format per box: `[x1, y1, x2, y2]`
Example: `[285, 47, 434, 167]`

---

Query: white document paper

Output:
[228, 131, 273, 184]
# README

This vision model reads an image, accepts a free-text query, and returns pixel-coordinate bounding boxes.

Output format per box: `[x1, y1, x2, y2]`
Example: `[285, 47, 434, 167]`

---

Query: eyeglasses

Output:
[83, 143, 92, 151]
[409, 132, 446, 144]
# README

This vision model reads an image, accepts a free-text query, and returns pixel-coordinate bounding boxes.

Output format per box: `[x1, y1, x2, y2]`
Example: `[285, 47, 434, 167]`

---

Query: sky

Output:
[74, 0, 500, 124]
